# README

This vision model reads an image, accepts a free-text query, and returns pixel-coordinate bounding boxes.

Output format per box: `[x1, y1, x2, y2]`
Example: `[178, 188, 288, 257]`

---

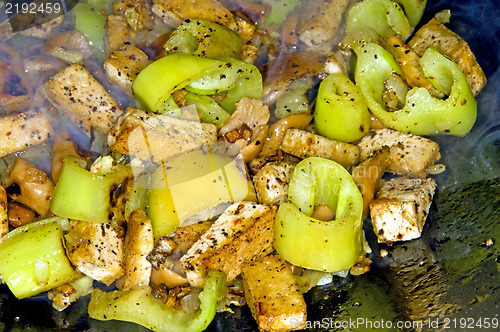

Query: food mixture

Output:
[0, 0, 487, 331]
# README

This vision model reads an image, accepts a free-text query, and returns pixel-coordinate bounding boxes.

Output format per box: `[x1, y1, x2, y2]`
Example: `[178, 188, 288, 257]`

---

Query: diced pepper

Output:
[274, 157, 364, 272]
[185, 92, 230, 129]
[88, 270, 226, 332]
[395, 0, 427, 27]
[353, 43, 477, 136]
[314, 73, 371, 142]
[50, 157, 132, 223]
[345, 0, 411, 39]
[164, 19, 243, 59]
[0, 218, 79, 299]
[73, 3, 106, 62]
[133, 54, 262, 114]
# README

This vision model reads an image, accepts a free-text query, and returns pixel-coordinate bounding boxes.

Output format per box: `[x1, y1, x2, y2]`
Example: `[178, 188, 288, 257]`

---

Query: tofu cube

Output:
[370, 177, 436, 243]
[242, 254, 307, 332]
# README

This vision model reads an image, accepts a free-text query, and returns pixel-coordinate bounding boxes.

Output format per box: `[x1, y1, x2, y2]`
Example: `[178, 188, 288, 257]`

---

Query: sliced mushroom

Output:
[0, 44, 31, 111]
[4, 159, 55, 217]
[151, 264, 189, 288]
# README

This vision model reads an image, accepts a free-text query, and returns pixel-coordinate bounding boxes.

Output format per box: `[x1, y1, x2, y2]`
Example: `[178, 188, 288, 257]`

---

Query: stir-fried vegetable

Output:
[274, 157, 364, 272]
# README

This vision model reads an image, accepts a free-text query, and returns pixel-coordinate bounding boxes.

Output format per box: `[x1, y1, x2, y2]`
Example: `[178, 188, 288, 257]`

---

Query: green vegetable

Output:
[73, 3, 106, 62]
[50, 157, 132, 223]
[88, 270, 226, 332]
[314, 73, 371, 142]
[133, 54, 262, 114]
[0, 218, 79, 299]
[258, 0, 301, 29]
[50, 49, 84, 64]
[165, 19, 243, 59]
[274, 78, 312, 119]
[274, 157, 364, 272]
[395, 0, 427, 27]
[185, 92, 230, 129]
[353, 43, 477, 136]
[345, 0, 411, 39]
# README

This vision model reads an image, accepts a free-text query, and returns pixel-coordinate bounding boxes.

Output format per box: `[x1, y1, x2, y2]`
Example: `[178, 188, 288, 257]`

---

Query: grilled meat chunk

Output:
[42, 64, 123, 136]
[242, 254, 307, 332]
[281, 128, 360, 168]
[65, 220, 124, 285]
[358, 129, 440, 177]
[0, 111, 51, 157]
[106, 15, 133, 53]
[253, 160, 296, 206]
[181, 201, 277, 287]
[370, 177, 436, 243]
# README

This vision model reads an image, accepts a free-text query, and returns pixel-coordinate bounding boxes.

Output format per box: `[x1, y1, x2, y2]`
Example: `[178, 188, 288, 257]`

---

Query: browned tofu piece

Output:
[107, 108, 215, 162]
[0, 186, 8, 240]
[181, 201, 277, 287]
[42, 64, 123, 136]
[106, 15, 133, 53]
[0, 111, 51, 157]
[370, 177, 436, 243]
[253, 160, 296, 205]
[121, 210, 154, 291]
[242, 255, 307, 332]
[64, 220, 124, 285]
[358, 129, 440, 177]
[104, 43, 151, 96]
[408, 17, 487, 96]
[113, 0, 154, 31]
[281, 128, 360, 168]
[170, 221, 212, 253]
[152, 0, 235, 28]
[297, 0, 349, 47]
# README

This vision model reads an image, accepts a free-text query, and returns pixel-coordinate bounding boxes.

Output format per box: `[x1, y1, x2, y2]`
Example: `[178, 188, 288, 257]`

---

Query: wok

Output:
[0, 0, 498, 331]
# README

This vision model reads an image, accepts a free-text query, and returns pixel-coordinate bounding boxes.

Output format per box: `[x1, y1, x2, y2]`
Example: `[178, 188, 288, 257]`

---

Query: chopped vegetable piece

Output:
[50, 157, 132, 223]
[164, 19, 243, 59]
[314, 73, 371, 142]
[394, 0, 427, 27]
[88, 270, 226, 332]
[73, 3, 106, 62]
[0, 218, 79, 299]
[274, 157, 364, 272]
[354, 43, 477, 136]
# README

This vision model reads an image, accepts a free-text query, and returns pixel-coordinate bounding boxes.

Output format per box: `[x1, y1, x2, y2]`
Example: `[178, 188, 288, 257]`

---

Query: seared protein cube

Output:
[253, 160, 296, 205]
[42, 64, 123, 136]
[181, 201, 277, 287]
[65, 220, 124, 285]
[281, 128, 360, 168]
[120, 210, 154, 291]
[358, 129, 440, 177]
[370, 177, 436, 243]
[242, 254, 307, 332]
[0, 111, 51, 157]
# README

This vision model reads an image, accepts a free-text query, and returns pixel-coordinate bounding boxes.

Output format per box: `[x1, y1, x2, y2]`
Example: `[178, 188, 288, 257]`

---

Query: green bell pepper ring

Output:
[274, 157, 364, 272]
[88, 270, 226, 332]
[353, 43, 477, 136]
[345, 0, 411, 39]
[164, 19, 243, 59]
[133, 54, 262, 114]
[314, 73, 371, 142]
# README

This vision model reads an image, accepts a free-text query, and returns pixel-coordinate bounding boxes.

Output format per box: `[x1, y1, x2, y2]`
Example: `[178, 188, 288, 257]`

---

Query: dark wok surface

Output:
[0, 0, 499, 331]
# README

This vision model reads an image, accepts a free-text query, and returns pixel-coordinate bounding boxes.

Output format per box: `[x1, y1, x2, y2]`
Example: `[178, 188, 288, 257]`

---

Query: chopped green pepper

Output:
[353, 43, 477, 136]
[0, 218, 79, 299]
[50, 157, 132, 223]
[88, 270, 226, 332]
[395, 0, 427, 27]
[314, 73, 371, 142]
[164, 19, 243, 59]
[345, 0, 411, 39]
[185, 92, 230, 129]
[73, 3, 106, 62]
[133, 54, 262, 114]
[274, 157, 364, 272]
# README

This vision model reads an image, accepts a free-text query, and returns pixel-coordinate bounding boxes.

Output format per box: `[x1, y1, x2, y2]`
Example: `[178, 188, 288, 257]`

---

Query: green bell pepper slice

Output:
[73, 3, 106, 62]
[353, 43, 477, 136]
[346, 0, 411, 39]
[164, 19, 243, 59]
[88, 270, 226, 332]
[0, 218, 79, 299]
[185, 92, 230, 129]
[50, 157, 132, 223]
[133, 54, 262, 114]
[274, 157, 364, 272]
[314, 73, 371, 142]
[395, 0, 427, 27]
